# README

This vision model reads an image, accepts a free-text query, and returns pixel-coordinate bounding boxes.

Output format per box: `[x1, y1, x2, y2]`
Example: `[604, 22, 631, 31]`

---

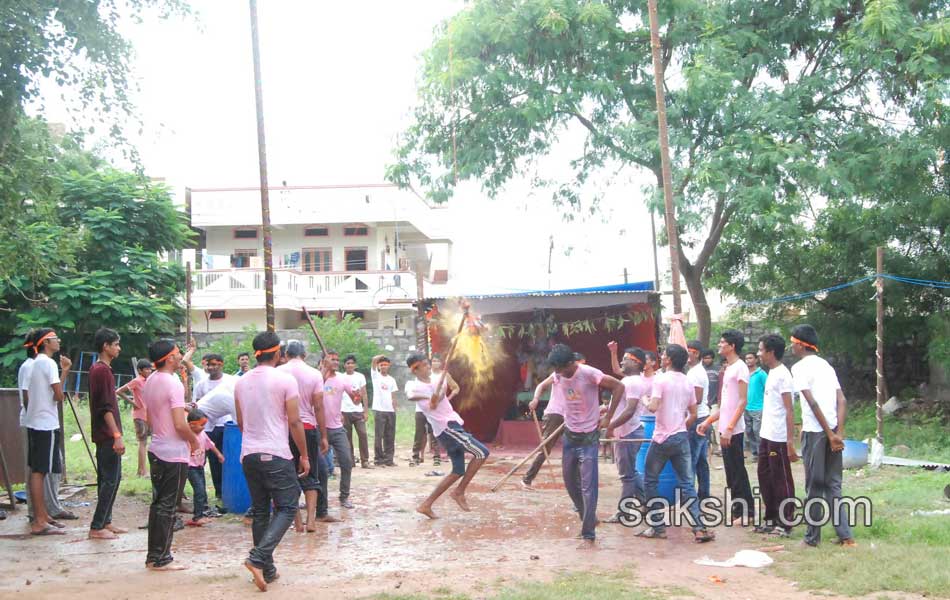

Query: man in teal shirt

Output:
[744, 352, 766, 458]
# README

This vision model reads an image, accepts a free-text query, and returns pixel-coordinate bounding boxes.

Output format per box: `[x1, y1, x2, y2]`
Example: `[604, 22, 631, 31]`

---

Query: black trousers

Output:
[146, 453, 187, 567]
[206, 426, 225, 498]
[721, 432, 755, 520]
[91, 444, 122, 530]
[373, 411, 396, 464]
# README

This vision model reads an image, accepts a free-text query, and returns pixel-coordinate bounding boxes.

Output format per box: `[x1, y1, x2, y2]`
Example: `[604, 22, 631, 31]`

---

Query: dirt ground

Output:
[0, 449, 922, 600]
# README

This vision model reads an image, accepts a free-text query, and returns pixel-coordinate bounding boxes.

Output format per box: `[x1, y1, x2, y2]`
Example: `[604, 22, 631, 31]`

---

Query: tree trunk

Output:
[681, 263, 712, 347]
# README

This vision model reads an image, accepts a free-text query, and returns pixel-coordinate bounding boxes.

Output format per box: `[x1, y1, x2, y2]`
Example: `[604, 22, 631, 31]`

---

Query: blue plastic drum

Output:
[222, 422, 251, 514]
[635, 415, 678, 502]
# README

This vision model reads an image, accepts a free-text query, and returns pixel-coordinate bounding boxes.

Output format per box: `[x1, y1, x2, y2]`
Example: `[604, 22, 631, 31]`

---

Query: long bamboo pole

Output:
[876, 247, 885, 443]
[433, 305, 469, 398]
[647, 0, 683, 314]
[530, 409, 555, 481]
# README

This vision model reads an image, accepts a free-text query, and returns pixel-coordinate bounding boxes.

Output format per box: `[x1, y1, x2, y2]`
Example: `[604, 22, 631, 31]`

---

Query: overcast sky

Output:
[40, 1, 676, 295]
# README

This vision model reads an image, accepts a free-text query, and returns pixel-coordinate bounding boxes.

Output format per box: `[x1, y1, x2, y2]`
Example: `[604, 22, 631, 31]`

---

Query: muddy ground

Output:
[0, 449, 912, 600]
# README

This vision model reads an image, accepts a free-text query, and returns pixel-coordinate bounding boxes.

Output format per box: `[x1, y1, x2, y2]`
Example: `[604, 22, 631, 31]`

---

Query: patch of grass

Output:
[365, 571, 660, 600]
[845, 402, 950, 462]
[773, 467, 950, 597]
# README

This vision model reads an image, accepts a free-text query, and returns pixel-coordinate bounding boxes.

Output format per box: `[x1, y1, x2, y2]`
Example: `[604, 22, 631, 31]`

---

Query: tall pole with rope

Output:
[647, 0, 683, 314]
[875, 247, 885, 443]
[249, 0, 276, 331]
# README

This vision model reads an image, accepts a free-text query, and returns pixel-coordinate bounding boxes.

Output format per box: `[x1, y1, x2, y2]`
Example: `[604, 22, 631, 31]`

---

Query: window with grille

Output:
[231, 249, 257, 268]
[302, 248, 332, 272]
[234, 228, 258, 239]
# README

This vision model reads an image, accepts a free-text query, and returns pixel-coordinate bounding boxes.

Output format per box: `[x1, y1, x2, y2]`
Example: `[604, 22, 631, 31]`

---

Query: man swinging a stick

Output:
[407, 352, 489, 519]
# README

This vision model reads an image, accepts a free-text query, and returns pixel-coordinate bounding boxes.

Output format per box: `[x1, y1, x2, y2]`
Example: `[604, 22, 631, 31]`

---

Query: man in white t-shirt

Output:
[790, 324, 855, 547]
[340, 355, 371, 469]
[191, 353, 234, 503]
[24, 329, 72, 536]
[371, 355, 398, 466]
[686, 341, 711, 500]
[603, 343, 648, 523]
[755, 334, 798, 535]
[413, 354, 453, 466]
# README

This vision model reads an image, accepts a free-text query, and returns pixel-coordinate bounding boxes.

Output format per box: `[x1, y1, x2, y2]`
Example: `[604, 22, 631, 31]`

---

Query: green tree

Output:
[388, 0, 948, 345]
[0, 169, 193, 376]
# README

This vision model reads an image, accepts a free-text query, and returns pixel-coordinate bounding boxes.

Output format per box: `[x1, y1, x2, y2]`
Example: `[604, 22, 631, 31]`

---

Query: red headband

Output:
[33, 331, 57, 350]
[790, 336, 819, 352]
[623, 352, 643, 365]
[255, 344, 281, 357]
[153, 346, 180, 368]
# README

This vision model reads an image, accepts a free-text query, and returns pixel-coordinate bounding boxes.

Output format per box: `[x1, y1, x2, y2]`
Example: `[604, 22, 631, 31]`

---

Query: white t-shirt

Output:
[792, 354, 842, 433]
[191, 366, 208, 386]
[25, 354, 61, 431]
[419, 369, 445, 412]
[687, 363, 710, 419]
[17, 357, 34, 426]
[615, 375, 645, 437]
[371, 369, 397, 412]
[405, 378, 462, 437]
[760, 364, 795, 442]
[195, 375, 237, 430]
[340, 371, 367, 413]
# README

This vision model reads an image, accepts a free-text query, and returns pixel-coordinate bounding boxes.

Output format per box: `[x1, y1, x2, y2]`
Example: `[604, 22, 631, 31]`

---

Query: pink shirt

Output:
[719, 359, 749, 435]
[405, 379, 463, 437]
[321, 373, 353, 430]
[541, 373, 564, 417]
[615, 375, 645, 438]
[144, 372, 189, 464]
[189, 430, 217, 468]
[128, 376, 147, 421]
[650, 371, 695, 444]
[277, 359, 323, 428]
[554, 364, 604, 433]
[235, 365, 299, 461]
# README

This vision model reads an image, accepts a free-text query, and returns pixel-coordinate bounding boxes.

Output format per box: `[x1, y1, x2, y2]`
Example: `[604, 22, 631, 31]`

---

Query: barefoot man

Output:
[235, 331, 310, 591]
[407, 353, 489, 519]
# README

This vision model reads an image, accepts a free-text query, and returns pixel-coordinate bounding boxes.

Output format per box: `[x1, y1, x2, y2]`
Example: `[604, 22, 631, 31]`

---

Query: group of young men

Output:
[14, 319, 855, 588]
[522, 324, 855, 548]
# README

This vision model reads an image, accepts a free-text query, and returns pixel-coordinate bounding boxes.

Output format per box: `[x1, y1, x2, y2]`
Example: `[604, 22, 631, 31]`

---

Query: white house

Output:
[183, 183, 452, 333]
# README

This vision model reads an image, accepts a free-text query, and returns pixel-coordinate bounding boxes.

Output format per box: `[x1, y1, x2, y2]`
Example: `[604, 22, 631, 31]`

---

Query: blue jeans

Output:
[562, 430, 599, 540]
[688, 420, 711, 500]
[615, 426, 644, 507]
[187, 466, 209, 519]
[242, 454, 301, 579]
[644, 431, 704, 533]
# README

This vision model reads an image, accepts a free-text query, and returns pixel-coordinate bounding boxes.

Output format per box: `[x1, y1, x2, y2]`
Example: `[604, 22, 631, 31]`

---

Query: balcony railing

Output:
[190, 268, 418, 310]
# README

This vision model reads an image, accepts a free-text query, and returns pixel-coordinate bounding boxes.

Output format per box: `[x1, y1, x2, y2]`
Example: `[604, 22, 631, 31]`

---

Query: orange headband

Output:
[191, 417, 208, 427]
[254, 344, 281, 357]
[688, 348, 700, 356]
[153, 346, 180, 367]
[623, 353, 643, 365]
[790, 336, 819, 352]
[33, 331, 57, 350]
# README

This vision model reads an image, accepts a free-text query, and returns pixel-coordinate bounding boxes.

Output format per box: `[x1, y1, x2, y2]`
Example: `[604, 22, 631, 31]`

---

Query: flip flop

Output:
[48, 520, 66, 529]
[31, 526, 66, 536]
[636, 527, 667, 539]
[693, 529, 716, 543]
[53, 511, 79, 520]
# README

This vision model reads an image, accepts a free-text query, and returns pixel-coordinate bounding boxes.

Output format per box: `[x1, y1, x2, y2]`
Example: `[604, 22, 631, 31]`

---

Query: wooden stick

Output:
[301, 305, 329, 356]
[65, 393, 97, 471]
[531, 409, 555, 482]
[433, 305, 469, 398]
[599, 438, 650, 443]
[490, 421, 566, 492]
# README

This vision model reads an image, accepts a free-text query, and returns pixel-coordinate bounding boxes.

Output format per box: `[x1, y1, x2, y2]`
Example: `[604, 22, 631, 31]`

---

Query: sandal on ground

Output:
[53, 511, 79, 520]
[769, 526, 790, 537]
[833, 537, 858, 547]
[694, 529, 715, 543]
[753, 524, 771, 533]
[30, 526, 66, 536]
[636, 527, 667, 539]
[604, 513, 624, 524]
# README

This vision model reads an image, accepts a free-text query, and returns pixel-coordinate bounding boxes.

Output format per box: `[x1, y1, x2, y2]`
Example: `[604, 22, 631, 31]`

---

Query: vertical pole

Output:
[650, 211, 661, 292]
[249, 0, 276, 331]
[623, 267, 628, 284]
[647, 0, 683, 314]
[547, 235, 554, 289]
[185, 261, 192, 341]
[415, 266, 430, 357]
[876, 247, 884, 443]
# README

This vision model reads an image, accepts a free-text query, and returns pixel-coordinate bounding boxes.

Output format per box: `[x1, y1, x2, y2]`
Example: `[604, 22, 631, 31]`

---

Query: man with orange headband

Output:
[698, 329, 755, 525]
[191, 353, 234, 507]
[88, 327, 128, 540]
[686, 341, 711, 500]
[406, 352, 487, 519]
[143, 338, 200, 570]
[235, 331, 308, 591]
[24, 328, 71, 536]
[790, 324, 855, 547]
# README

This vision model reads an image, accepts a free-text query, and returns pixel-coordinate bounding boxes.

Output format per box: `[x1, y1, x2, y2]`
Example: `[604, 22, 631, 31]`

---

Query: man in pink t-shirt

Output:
[277, 340, 333, 529]
[235, 332, 308, 592]
[406, 353, 488, 519]
[320, 351, 357, 509]
[698, 329, 755, 522]
[604, 344, 648, 523]
[637, 344, 713, 542]
[547, 344, 625, 545]
[143, 339, 199, 571]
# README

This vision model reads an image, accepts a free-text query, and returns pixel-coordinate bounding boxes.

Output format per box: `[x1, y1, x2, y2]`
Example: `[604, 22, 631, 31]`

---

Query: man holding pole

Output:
[24, 328, 71, 536]
[407, 353, 487, 519]
[547, 344, 625, 545]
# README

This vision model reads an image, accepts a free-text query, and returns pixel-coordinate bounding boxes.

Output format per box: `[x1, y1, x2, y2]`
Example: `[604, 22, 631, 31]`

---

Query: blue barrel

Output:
[842, 439, 869, 469]
[635, 415, 678, 502]
[222, 423, 251, 514]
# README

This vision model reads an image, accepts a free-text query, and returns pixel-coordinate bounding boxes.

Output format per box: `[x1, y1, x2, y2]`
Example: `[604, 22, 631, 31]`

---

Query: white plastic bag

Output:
[869, 437, 884, 469]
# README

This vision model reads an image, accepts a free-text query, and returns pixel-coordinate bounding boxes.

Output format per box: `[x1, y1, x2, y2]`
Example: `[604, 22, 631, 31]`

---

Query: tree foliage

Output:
[389, 0, 948, 345]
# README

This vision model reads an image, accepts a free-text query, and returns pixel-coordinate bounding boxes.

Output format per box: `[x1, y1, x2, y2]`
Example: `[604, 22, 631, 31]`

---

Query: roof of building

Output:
[425, 281, 657, 314]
